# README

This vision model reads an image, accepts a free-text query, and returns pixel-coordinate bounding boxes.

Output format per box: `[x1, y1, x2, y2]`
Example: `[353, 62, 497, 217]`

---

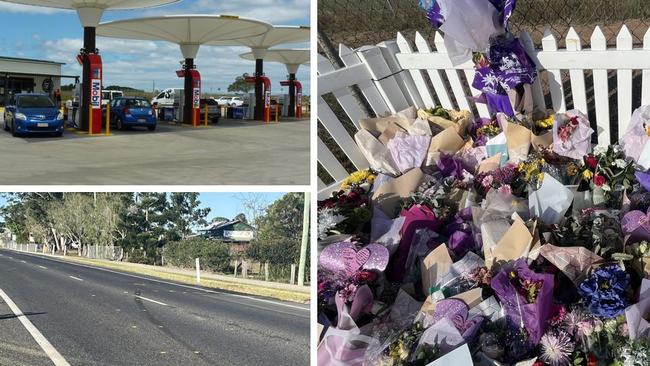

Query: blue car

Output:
[3, 93, 64, 137]
[103, 97, 157, 131]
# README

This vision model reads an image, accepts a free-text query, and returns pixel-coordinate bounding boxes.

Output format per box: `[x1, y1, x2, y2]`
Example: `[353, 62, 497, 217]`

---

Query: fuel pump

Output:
[75, 52, 103, 134]
[245, 76, 271, 122]
[280, 79, 302, 118]
[176, 65, 201, 126]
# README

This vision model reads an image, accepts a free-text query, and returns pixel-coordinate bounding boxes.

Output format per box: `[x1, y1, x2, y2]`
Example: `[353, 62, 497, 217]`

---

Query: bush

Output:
[164, 238, 231, 272]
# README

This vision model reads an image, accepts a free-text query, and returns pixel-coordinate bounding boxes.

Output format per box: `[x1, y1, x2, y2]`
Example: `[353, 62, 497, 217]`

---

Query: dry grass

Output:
[54, 255, 310, 303]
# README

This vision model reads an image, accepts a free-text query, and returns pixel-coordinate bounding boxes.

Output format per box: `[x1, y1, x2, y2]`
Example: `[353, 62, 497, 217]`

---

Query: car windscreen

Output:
[16, 95, 56, 108]
[125, 99, 151, 108]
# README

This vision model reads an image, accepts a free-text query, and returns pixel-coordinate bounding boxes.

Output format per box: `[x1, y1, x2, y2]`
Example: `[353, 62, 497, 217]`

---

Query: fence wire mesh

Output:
[318, 0, 650, 55]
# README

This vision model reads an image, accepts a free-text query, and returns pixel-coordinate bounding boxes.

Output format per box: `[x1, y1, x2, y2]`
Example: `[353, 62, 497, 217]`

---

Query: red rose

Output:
[585, 155, 597, 169]
[593, 173, 607, 186]
[587, 354, 597, 366]
[570, 116, 579, 125]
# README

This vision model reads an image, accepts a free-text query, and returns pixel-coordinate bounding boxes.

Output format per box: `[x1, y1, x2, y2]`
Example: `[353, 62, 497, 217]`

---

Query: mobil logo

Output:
[91, 79, 101, 109]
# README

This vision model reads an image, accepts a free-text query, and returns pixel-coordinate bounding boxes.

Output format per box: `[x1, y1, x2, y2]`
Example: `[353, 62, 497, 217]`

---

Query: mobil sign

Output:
[91, 79, 102, 109]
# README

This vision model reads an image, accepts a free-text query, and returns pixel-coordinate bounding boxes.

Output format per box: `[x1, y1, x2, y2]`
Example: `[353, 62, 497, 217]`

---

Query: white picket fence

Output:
[318, 25, 650, 199]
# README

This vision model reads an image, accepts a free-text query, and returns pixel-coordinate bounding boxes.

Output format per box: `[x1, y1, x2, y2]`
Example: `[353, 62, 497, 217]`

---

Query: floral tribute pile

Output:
[318, 1, 650, 365]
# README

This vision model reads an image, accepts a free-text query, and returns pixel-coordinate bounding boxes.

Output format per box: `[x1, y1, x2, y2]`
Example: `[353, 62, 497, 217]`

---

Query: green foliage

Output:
[246, 193, 308, 266]
[227, 73, 254, 93]
[165, 237, 230, 272]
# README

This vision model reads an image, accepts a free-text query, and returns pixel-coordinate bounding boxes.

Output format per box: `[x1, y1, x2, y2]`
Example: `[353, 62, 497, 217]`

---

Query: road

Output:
[0, 249, 309, 366]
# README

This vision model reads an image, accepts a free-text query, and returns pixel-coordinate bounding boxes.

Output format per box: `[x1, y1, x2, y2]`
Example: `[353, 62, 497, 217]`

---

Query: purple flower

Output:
[578, 264, 629, 318]
[437, 154, 466, 180]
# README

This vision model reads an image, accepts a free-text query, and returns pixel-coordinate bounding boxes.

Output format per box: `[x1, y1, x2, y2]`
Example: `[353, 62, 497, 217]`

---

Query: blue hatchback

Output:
[104, 97, 157, 131]
[3, 93, 64, 137]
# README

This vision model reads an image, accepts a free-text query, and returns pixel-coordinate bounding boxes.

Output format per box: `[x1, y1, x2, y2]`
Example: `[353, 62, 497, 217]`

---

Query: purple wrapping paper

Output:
[386, 205, 442, 282]
[636, 170, 650, 192]
[490, 258, 554, 343]
[621, 208, 650, 242]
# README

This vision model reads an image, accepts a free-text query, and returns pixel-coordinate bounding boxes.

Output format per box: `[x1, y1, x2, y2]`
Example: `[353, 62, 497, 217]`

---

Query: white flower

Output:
[601, 184, 611, 192]
[614, 159, 627, 168]
[593, 145, 607, 156]
[318, 208, 345, 239]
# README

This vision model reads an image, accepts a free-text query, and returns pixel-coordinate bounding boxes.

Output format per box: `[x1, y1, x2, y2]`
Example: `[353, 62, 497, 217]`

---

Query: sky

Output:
[0, 192, 288, 223]
[0, 0, 310, 94]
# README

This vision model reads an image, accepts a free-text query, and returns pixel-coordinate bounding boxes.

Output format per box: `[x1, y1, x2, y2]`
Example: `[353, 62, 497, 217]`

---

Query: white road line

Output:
[0, 288, 71, 366]
[38, 265, 47, 270]
[135, 295, 168, 306]
[1, 250, 309, 312]
[68, 276, 83, 281]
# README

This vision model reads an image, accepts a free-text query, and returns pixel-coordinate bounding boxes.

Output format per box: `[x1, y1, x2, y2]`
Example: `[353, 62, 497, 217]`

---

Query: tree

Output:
[165, 193, 210, 241]
[227, 73, 254, 93]
[234, 213, 247, 224]
[246, 193, 307, 266]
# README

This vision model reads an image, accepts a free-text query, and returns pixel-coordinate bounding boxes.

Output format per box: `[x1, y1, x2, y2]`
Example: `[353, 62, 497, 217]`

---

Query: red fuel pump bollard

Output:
[77, 53, 103, 134]
[176, 69, 202, 127]
[245, 76, 271, 123]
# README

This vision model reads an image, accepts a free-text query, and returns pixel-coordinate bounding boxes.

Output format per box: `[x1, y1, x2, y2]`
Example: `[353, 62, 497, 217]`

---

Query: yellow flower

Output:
[567, 163, 578, 176]
[582, 169, 593, 180]
[340, 169, 374, 189]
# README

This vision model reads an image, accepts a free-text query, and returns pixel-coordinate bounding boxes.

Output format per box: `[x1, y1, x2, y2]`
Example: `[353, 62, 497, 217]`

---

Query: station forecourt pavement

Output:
[0, 111, 309, 185]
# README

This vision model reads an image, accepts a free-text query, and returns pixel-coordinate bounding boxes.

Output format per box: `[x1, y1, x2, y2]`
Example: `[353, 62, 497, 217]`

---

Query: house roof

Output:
[0, 56, 65, 66]
[200, 218, 253, 232]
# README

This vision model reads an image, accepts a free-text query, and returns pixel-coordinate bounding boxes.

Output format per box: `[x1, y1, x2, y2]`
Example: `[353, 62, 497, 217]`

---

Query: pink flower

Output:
[339, 283, 358, 302]
[481, 175, 494, 188]
[497, 184, 512, 196]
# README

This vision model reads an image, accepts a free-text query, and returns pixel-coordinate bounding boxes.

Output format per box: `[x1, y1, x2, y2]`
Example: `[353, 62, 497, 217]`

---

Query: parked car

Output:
[216, 96, 245, 107]
[103, 97, 157, 131]
[3, 93, 64, 137]
[199, 98, 221, 124]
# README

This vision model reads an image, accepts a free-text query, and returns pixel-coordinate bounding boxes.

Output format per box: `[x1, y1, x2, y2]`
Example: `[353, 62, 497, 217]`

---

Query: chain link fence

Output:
[318, 0, 650, 54]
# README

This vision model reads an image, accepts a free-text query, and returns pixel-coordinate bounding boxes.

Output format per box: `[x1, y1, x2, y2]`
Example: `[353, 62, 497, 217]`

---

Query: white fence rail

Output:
[0, 241, 122, 261]
[318, 25, 650, 198]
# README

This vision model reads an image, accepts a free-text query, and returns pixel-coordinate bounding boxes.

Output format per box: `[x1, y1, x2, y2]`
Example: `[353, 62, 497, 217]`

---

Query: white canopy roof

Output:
[207, 25, 309, 59]
[1, 0, 179, 26]
[97, 15, 272, 59]
[240, 49, 310, 74]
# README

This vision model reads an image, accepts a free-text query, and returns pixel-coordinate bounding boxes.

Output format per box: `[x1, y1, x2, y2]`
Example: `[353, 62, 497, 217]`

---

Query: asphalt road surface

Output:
[0, 249, 309, 366]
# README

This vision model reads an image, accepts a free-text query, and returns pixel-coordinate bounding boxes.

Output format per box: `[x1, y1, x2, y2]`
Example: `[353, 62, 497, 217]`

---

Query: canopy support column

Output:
[255, 59, 263, 120]
[183, 58, 194, 125]
[81, 26, 96, 130]
[288, 73, 296, 117]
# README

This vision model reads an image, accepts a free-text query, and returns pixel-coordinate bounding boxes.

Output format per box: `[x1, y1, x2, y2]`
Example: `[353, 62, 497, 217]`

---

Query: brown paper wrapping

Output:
[419, 288, 483, 315]
[372, 168, 424, 217]
[360, 115, 412, 137]
[421, 245, 453, 295]
[486, 215, 534, 269]
[477, 153, 503, 173]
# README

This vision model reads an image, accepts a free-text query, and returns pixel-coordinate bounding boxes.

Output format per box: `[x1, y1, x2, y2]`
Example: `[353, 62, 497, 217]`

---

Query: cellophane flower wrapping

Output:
[490, 258, 554, 343]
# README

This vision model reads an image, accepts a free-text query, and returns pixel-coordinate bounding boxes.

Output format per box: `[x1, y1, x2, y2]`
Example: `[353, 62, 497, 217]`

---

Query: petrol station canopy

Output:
[96, 15, 272, 59]
[240, 49, 310, 73]
[0, 0, 180, 26]
[207, 25, 309, 58]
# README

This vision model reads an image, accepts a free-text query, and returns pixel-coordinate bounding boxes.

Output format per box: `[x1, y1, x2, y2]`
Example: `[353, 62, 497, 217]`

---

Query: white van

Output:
[101, 90, 123, 106]
[151, 88, 181, 107]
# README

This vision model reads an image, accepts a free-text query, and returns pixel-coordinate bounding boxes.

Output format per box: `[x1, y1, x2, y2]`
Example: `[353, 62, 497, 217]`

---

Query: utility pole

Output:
[297, 192, 310, 286]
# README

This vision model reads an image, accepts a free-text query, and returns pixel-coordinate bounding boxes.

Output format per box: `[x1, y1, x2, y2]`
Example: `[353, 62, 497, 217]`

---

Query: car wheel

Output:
[147, 125, 156, 132]
[212, 117, 220, 125]
[54, 131, 63, 137]
[3, 116, 8, 131]
[231, 103, 237, 108]
[116, 117, 125, 131]
[11, 120, 19, 137]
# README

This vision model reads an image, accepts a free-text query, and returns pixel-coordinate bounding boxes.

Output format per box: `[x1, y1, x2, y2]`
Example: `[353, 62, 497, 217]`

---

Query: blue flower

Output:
[578, 265, 629, 318]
